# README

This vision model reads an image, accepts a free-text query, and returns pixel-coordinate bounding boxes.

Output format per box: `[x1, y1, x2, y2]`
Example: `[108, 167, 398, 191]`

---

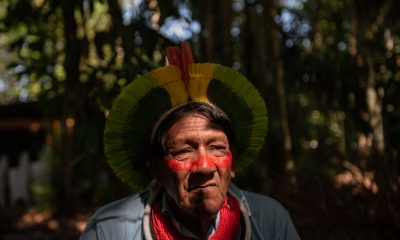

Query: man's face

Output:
[155, 114, 234, 218]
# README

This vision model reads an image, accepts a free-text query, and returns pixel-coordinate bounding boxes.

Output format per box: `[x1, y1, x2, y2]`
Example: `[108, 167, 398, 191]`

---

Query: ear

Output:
[145, 151, 163, 183]
[230, 170, 236, 179]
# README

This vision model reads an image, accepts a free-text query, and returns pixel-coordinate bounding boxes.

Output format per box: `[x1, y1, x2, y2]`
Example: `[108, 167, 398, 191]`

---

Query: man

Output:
[80, 43, 300, 239]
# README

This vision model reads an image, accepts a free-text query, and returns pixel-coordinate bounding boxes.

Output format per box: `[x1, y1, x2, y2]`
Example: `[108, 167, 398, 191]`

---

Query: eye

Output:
[209, 144, 229, 156]
[169, 148, 194, 161]
[210, 145, 226, 150]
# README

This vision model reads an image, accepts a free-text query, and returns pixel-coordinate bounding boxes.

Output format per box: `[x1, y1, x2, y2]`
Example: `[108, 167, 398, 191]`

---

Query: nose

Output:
[191, 151, 216, 173]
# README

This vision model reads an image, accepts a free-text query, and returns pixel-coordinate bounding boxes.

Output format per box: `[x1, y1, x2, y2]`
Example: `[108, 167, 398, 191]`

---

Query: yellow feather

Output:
[149, 66, 188, 106]
[188, 63, 216, 101]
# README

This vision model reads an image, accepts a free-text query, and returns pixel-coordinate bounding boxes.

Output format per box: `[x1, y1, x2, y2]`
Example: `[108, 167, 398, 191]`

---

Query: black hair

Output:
[151, 101, 235, 157]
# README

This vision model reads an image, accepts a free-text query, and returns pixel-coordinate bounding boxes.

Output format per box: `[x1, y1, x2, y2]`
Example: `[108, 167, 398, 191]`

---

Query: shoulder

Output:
[88, 191, 148, 222]
[80, 191, 148, 240]
[242, 190, 287, 215]
[229, 184, 288, 217]
[241, 190, 300, 240]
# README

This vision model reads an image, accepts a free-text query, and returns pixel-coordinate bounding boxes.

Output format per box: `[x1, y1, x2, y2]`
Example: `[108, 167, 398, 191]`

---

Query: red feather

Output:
[165, 42, 194, 88]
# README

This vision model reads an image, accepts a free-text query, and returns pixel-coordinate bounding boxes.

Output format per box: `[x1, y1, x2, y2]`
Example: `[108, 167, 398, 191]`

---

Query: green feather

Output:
[209, 65, 268, 172]
[104, 74, 172, 189]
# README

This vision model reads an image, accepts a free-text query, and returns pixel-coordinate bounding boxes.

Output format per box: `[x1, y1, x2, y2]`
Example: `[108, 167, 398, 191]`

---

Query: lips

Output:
[188, 182, 217, 191]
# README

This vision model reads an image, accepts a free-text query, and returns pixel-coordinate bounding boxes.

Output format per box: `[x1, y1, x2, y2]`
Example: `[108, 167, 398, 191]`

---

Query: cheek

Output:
[166, 159, 194, 171]
[214, 152, 232, 168]
[161, 166, 187, 194]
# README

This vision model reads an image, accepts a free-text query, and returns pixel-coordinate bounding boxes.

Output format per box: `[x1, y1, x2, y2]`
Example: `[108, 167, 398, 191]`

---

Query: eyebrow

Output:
[166, 135, 229, 148]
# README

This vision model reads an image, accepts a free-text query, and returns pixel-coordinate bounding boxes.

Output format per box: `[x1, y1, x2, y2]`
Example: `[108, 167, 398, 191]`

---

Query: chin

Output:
[189, 198, 225, 218]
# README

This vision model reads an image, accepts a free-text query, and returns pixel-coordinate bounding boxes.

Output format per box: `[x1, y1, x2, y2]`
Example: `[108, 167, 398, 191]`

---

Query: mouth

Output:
[188, 183, 217, 192]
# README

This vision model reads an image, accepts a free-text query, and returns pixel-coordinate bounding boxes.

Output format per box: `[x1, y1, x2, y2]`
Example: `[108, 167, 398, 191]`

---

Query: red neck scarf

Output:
[151, 195, 241, 240]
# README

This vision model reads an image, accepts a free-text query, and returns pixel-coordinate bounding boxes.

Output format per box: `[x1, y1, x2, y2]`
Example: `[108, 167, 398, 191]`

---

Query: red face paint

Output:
[214, 152, 232, 168]
[166, 152, 232, 171]
[166, 159, 193, 171]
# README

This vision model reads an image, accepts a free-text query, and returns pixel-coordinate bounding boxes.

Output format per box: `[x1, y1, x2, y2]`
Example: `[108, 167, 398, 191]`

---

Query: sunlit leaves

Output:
[54, 64, 65, 81]
[0, 0, 65, 104]
[0, 1, 8, 21]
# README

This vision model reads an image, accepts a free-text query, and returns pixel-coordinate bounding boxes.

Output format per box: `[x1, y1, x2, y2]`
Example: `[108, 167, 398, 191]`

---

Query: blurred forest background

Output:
[0, 0, 399, 239]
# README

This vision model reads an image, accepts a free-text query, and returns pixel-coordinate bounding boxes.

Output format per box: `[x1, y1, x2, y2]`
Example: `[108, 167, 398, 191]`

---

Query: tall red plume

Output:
[165, 42, 194, 87]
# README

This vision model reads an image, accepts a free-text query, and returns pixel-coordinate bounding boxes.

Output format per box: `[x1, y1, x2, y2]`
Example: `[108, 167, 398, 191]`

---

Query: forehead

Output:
[166, 114, 227, 142]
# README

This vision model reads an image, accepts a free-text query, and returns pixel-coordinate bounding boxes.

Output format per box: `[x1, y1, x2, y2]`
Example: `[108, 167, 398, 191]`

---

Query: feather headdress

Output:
[104, 42, 268, 189]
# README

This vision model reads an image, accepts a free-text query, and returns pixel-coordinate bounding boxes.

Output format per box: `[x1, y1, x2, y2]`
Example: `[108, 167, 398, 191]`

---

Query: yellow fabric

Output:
[149, 66, 188, 106]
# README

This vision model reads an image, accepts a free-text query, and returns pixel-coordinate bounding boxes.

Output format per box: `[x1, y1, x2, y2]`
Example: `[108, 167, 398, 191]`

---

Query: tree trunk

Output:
[267, 2, 296, 184]
[220, 0, 233, 66]
[350, 0, 399, 225]
[107, 0, 139, 81]
[204, 0, 214, 61]
[365, 53, 385, 154]
[59, 0, 81, 213]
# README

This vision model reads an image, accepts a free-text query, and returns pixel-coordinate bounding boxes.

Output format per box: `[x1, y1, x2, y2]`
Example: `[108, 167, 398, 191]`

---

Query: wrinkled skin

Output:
[151, 114, 235, 221]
